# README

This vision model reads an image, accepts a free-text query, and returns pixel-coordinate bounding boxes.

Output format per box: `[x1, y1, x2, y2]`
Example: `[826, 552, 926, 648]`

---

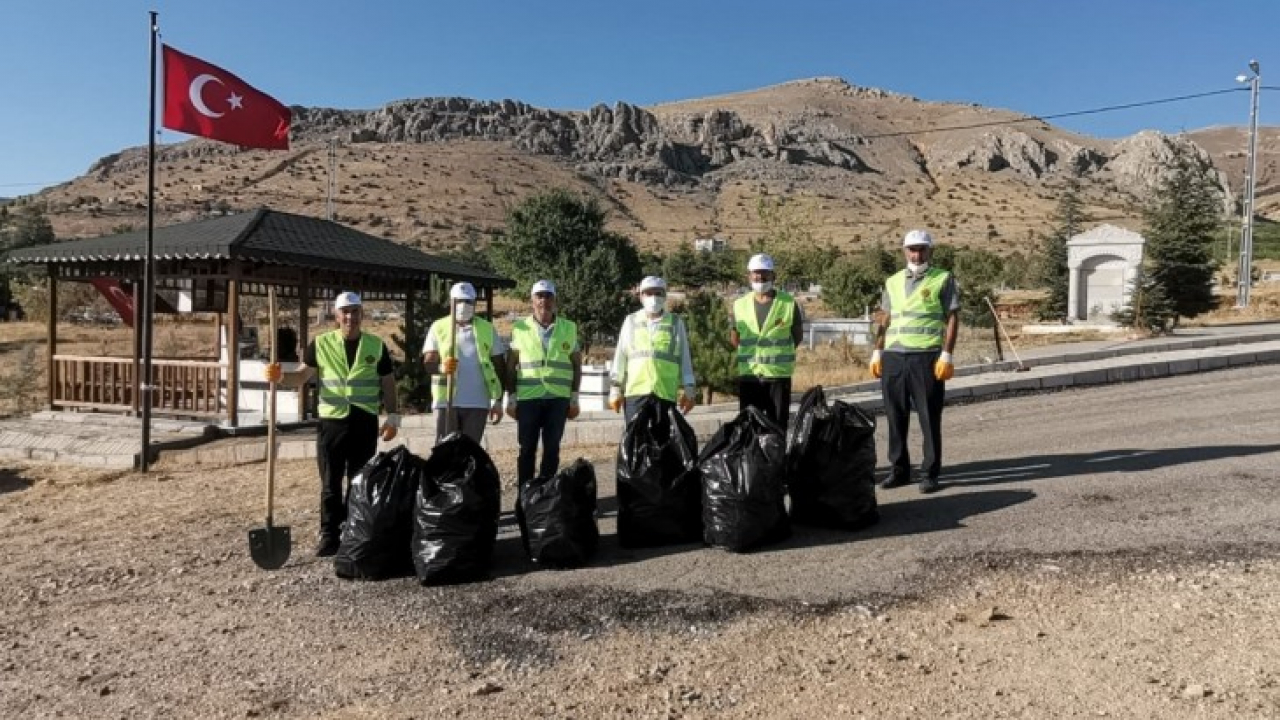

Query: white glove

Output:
[384, 413, 401, 428]
[504, 393, 517, 419]
[607, 386, 623, 413]
[939, 351, 953, 365]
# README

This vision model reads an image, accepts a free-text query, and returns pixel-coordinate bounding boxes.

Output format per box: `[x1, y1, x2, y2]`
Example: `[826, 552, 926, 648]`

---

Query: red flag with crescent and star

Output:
[161, 45, 290, 150]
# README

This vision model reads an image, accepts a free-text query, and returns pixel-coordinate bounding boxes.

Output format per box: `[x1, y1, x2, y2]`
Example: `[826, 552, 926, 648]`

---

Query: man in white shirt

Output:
[422, 282, 507, 443]
[609, 276, 696, 424]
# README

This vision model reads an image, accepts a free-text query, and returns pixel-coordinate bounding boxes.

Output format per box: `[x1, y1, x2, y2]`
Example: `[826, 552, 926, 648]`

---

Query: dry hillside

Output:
[24, 77, 1274, 257]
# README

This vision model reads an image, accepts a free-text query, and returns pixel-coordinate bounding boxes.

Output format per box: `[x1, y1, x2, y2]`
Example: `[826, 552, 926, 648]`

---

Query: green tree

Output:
[1, 204, 56, 318]
[661, 241, 738, 289]
[490, 188, 642, 352]
[1142, 148, 1222, 324]
[1112, 266, 1175, 334]
[820, 259, 883, 317]
[679, 291, 737, 404]
[1036, 179, 1088, 321]
[933, 246, 1004, 328]
[752, 196, 837, 288]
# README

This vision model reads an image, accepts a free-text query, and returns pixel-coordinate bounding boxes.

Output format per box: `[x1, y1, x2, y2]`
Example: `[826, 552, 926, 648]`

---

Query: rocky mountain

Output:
[29, 77, 1273, 256]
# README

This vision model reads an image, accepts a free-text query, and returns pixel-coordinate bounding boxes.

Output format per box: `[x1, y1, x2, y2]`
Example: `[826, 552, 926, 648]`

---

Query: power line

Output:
[859, 87, 1251, 140]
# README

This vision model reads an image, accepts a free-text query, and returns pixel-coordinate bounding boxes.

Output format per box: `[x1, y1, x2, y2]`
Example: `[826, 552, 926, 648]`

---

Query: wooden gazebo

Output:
[5, 207, 514, 426]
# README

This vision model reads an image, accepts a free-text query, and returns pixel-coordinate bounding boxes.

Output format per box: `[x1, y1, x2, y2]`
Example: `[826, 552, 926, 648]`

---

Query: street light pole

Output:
[1237, 60, 1261, 308]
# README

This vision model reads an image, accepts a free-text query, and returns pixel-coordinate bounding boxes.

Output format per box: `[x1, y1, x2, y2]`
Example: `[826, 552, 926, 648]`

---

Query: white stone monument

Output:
[1066, 224, 1146, 323]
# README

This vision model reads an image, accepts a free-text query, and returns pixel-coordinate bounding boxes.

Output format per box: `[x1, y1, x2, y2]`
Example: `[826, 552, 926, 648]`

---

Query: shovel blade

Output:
[249, 525, 292, 570]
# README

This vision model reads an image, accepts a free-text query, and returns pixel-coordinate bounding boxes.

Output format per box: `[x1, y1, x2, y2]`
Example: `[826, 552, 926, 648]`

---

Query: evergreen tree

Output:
[1142, 148, 1222, 324]
[679, 291, 737, 403]
[1036, 179, 1088, 321]
[390, 279, 448, 412]
[1112, 266, 1175, 334]
[490, 188, 642, 352]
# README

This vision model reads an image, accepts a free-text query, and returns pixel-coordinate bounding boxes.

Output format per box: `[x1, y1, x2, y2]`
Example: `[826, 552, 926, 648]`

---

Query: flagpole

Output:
[141, 10, 158, 472]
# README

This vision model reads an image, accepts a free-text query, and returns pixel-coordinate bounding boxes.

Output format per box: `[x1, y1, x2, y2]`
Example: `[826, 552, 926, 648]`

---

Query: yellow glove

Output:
[869, 349, 883, 379]
[379, 413, 400, 442]
[677, 387, 695, 415]
[567, 393, 581, 420]
[264, 362, 282, 384]
[934, 351, 954, 382]
[442, 357, 459, 375]
[607, 387, 623, 413]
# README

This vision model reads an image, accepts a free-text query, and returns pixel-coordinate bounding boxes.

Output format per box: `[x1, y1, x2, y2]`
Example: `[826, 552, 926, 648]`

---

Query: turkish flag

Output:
[162, 45, 290, 150]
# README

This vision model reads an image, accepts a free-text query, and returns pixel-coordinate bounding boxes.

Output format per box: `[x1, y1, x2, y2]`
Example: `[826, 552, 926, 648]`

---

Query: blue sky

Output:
[2, 0, 1276, 194]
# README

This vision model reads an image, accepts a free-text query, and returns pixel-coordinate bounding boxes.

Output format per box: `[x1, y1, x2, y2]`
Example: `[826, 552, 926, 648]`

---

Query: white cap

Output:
[334, 291, 362, 310]
[449, 282, 476, 301]
[639, 276, 667, 292]
[747, 253, 775, 272]
[531, 279, 557, 297]
[903, 229, 934, 248]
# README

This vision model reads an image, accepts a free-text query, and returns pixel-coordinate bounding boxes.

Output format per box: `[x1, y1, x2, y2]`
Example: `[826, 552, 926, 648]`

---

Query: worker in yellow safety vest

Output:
[609, 276, 696, 424]
[506, 279, 582, 486]
[266, 291, 399, 556]
[869, 230, 961, 494]
[423, 281, 508, 444]
[730, 253, 805, 433]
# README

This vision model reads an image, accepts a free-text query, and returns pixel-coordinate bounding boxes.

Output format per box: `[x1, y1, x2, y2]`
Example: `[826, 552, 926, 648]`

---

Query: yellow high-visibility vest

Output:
[428, 316, 503, 401]
[624, 311, 681, 401]
[734, 291, 796, 378]
[315, 330, 384, 419]
[884, 268, 951, 351]
[510, 316, 577, 400]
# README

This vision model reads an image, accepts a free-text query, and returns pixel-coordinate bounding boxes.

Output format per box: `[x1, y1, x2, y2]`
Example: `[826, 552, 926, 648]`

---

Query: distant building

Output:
[694, 237, 727, 253]
[1067, 224, 1146, 323]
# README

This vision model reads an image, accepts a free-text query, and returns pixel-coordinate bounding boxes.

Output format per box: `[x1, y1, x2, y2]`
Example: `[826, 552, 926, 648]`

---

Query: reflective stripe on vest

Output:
[315, 331, 384, 419]
[734, 291, 796, 378]
[510, 316, 577, 400]
[625, 311, 681, 401]
[428, 317, 503, 401]
[885, 268, 951, 351]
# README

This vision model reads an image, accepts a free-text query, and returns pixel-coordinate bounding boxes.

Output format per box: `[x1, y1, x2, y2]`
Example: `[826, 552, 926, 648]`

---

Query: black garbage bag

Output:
[700, 407, 791, 552]
[411, 433, 502, 585]
[334, 445, 423, 580]
[786, 386, 879, 530]
[516, 459, 599, 568]
[616, 396, 702, 548]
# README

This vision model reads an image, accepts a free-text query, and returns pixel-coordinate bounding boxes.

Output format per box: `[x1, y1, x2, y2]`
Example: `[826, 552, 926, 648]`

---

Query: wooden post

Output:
[297, 274, 310, 419]
[46, 265, 57, 409]
[132, 280, 143, 414]
[227, 278, 240, 427]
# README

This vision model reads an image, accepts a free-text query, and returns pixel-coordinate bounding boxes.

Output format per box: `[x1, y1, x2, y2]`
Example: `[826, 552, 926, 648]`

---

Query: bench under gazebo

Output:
[5, 207, 513, 427]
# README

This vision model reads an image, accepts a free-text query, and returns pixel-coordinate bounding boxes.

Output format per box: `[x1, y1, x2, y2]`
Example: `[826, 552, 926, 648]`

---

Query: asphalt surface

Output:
[484, 363, 1280, 604]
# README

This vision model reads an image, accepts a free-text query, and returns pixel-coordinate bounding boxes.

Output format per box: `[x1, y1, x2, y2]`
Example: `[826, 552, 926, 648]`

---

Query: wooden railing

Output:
[51, 355, 223, 417]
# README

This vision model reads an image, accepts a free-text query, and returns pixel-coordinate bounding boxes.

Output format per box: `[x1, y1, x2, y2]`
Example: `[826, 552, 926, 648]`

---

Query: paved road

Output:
[491, 364, 1280, 603]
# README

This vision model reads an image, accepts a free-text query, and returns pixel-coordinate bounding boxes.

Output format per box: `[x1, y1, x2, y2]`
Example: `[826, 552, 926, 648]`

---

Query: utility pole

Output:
[326, 137, 338, 221]
[1236, 60, 1261, 308]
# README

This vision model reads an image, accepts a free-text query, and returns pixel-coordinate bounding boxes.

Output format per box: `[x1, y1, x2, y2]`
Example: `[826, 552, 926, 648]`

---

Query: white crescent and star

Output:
[188, 74, 246, 118]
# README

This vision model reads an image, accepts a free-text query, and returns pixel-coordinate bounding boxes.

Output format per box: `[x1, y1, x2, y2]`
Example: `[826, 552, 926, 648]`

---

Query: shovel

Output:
[249, 287, 292, 569]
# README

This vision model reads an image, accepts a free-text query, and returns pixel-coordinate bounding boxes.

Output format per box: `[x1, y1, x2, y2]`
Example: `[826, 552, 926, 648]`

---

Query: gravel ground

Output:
[2, 365, 1279, 718]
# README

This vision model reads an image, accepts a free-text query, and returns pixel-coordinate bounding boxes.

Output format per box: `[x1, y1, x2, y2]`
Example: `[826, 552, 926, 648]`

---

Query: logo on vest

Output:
[364, 355, 375, 364]
[921, 288, 932, 301]
[561, 341, 570, 351]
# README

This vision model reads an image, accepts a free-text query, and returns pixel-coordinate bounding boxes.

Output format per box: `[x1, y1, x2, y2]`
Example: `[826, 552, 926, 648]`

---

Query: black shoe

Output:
[879, 473, 911, 489]
[315, 535, 341, 557]
[919, 476, 941, 494]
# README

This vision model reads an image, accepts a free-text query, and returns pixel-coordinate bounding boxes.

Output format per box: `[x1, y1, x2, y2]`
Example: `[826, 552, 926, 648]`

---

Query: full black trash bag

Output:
[334, 445, 423, 580]
[411, 433, 502, 585]
[616, 396, 702, 548]
[786, 386, 879, 530]
[700, 407, 791, 552]
[516, 459, 599, 568]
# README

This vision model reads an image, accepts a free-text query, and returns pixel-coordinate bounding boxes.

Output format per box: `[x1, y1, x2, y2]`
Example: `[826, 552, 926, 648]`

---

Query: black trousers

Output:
[316, 411, 378, 539]
[516, 398, 570, 485]
[880, 350, 945, 481]
[737, 376, 792, 434]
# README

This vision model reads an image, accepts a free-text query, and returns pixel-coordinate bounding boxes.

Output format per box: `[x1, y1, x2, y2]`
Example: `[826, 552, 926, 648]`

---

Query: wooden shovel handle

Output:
[266, 288, 279, 525]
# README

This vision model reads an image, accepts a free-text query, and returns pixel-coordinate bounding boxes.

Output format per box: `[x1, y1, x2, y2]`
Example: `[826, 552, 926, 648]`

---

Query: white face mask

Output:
[751, 281, 773, 294]
[642, 295, 665, 314]
[907, 261, 929, 274]
[454, 303, 475, 322]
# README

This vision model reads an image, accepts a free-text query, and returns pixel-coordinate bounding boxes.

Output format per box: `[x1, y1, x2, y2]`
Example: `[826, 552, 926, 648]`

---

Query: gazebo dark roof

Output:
[5, 207, 513, 289]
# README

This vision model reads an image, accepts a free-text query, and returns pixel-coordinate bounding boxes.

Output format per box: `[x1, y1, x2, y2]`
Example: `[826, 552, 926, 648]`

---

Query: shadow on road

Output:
[0, 468, 33, 495]
[940, 444, 1280, 488]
